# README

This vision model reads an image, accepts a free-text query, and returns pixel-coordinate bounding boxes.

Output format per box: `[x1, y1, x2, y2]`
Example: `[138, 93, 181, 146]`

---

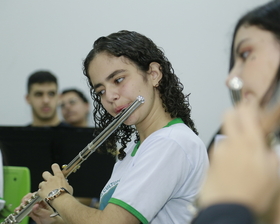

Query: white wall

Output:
[0, 0, 270, 146]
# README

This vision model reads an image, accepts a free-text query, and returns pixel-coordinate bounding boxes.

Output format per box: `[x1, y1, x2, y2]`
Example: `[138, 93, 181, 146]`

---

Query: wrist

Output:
[45, 187, 70, 214]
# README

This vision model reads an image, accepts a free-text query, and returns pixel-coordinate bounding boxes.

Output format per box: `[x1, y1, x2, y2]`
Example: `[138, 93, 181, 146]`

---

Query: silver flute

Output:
[228, 77, 243, 105]
[2, 95, 145, 224]
[228, 77, 280, 146]
[229, 76, 280, 108]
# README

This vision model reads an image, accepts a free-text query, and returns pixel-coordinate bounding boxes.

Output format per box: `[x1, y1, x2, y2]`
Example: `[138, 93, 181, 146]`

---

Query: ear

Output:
[25, 94, 31, 105]
[148, 62, 162, 87]
[85, 103, 90, 112]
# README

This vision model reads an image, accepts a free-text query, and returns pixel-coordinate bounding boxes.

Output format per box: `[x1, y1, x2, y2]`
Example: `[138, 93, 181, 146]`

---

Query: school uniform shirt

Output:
[99, 118, 209, 224]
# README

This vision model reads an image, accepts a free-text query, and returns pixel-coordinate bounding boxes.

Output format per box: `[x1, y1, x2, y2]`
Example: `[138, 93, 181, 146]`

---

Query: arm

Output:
[37, 164, 140, 224]
[51, 194, 139, 224]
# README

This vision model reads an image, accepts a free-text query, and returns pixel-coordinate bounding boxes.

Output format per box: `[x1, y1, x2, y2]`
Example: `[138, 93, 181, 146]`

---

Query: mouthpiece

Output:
[228, 77, 243, 105]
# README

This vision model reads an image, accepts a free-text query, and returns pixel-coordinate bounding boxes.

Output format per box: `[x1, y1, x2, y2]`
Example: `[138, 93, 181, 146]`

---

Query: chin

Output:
[123, 116, 136, 126]
[123, 121, 134, 126]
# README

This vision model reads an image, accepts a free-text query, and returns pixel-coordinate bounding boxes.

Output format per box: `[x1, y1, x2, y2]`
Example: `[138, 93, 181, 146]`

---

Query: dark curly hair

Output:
[83, 30, 198, 160]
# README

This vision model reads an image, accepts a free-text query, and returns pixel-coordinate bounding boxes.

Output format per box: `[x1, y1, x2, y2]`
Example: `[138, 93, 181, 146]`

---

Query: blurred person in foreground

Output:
[192, 95, 280, 224]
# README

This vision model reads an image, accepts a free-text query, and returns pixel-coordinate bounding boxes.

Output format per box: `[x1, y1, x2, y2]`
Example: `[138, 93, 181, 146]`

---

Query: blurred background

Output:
[0, 0, 270, 146]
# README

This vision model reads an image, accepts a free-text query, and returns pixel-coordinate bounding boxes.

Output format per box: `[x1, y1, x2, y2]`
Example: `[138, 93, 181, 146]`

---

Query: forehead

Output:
[88, 52, 134, 84]
[29, 82, 57, 93]
[234, 25, 276, 47]
[61, 92, 79, 100]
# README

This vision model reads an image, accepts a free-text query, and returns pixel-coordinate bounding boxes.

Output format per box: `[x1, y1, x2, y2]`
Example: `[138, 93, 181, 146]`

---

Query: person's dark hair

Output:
[83, 30, 198, 160]
[61, 88, 89, 103]
[229, 1, 280, 70]
[27, 70, 58, 93]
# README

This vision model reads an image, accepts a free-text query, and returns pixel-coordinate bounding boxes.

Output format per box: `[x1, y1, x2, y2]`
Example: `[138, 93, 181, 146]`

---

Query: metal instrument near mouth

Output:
[114, 96, 145, 119]
[228, 77, 280, 147]
[228, 77, 243, 105]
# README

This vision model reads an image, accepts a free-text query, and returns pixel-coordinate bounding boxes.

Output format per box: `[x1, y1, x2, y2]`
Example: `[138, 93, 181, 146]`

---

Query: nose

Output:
[42, 94, 50, 103]
[105, 87, 119, 103]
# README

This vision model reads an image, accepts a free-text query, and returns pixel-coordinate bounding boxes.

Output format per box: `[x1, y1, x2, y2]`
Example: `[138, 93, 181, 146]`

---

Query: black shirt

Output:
[191, 204, 256, 224]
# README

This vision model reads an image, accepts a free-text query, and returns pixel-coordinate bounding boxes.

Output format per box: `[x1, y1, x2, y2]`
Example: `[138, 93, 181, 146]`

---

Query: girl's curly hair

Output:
[83, 30, 198, 160]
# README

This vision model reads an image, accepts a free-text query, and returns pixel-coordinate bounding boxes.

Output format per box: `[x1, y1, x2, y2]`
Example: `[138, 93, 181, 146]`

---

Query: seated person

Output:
[60, 88, 90, 127]
[25, 70, 69, 127]
[17, 30, 209, 224]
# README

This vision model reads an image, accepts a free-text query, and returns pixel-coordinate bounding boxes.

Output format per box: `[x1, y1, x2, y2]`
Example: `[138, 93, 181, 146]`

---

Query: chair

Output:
[0, 166, 31, 224]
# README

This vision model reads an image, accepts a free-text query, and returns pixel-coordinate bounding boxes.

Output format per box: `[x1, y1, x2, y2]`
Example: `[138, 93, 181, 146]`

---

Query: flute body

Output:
[1, 96, 145, 224]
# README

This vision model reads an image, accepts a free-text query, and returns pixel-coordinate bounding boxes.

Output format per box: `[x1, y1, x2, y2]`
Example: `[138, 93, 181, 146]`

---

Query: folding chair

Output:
[1, 166, 31, 224]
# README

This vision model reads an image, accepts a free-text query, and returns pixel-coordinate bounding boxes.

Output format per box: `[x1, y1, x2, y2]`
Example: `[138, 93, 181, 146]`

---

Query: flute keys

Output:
[31, 193, 37, 199]
[73, 165, 80, 173]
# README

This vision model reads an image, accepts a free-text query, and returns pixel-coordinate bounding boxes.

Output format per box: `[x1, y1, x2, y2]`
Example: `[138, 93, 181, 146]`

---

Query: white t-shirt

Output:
[99, 119, 209, 224]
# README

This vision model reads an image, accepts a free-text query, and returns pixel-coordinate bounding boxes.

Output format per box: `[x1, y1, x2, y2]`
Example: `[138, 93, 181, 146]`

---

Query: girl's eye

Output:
[115, 77, 124, 83]
[97, 89, 105, 96]
[240, 51, 250, 59]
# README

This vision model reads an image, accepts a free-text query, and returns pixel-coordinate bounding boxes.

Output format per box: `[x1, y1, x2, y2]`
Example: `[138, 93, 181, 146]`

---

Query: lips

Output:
[115, 107, 126, 114]
[42, 107, 51, 113]
[115, 104, 129, 114]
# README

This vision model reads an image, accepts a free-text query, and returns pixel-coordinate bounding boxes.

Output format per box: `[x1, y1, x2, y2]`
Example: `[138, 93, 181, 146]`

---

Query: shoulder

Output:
[57, 122, 72, 127]
[139, 123, 208, 165]
[151, 123, 206, 152]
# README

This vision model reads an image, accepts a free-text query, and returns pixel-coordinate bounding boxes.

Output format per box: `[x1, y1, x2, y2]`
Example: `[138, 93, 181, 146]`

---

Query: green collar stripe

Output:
[131, 118, 183, 156]
[163, 117, 184, 127]
[131, 141, 141, 157]
[109, 198, 148, 224]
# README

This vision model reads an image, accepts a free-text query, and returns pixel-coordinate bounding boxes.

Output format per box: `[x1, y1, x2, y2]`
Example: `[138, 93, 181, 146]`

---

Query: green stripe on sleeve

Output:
[109, 198, 148, 224]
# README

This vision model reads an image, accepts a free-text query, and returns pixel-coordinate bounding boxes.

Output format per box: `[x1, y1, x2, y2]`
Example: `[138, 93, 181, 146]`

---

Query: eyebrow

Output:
[93, 69, 126, 90]
[235, 38, 250, 56]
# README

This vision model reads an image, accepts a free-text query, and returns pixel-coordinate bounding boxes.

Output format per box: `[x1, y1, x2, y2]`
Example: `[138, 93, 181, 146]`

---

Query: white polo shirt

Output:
[100, 118, 209, 224]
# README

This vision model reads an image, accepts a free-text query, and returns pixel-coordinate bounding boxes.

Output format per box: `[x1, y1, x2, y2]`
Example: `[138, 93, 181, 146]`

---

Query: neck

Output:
[71, 119, 88, 127]
[136, 102, 173, 143]
[32, 115, 61, 127]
